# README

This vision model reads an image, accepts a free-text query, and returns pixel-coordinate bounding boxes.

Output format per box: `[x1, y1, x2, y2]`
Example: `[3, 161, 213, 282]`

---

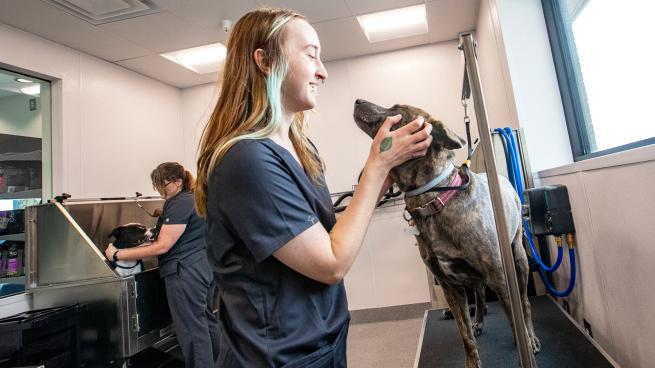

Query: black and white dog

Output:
[107, 223, 159, 276]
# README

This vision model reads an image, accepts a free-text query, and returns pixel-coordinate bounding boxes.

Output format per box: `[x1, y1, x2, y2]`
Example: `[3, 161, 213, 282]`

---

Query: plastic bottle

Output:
[6, 243, 19, 277]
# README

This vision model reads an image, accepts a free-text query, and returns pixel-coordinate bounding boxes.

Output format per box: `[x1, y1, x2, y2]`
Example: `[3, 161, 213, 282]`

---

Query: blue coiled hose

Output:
[495, 127, 576, 297]
[495, 129, 563, 271]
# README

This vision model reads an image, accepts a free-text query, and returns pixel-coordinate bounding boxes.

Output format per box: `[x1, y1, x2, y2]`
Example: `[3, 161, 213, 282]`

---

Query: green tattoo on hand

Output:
[380, 137, 392, 152]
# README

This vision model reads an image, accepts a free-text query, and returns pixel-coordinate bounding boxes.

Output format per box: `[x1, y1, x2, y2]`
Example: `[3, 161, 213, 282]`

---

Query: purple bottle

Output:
[6, 243, 19, 277]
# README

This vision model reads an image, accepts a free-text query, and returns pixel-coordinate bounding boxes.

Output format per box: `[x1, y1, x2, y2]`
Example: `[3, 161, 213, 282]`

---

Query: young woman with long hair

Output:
[195, 9, 432, 367]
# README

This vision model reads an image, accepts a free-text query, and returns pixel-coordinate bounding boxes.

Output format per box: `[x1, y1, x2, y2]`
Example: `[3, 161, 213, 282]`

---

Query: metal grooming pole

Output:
[459, 33, 537, 368]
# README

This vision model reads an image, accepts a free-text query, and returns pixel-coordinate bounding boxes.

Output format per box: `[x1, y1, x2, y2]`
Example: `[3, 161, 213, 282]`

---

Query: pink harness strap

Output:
[409, 171, 463, 217]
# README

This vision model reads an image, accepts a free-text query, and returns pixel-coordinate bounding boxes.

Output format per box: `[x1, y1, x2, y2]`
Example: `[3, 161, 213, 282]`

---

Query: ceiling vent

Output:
[42, 0, 164, 25]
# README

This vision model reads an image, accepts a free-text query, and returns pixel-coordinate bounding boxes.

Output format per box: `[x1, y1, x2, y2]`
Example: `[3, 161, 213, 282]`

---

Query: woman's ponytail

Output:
[184, 170, 196, 192]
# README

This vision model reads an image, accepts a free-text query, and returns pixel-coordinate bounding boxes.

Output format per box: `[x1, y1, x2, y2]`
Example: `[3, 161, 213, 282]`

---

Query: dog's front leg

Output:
[442, 283, 482, 368]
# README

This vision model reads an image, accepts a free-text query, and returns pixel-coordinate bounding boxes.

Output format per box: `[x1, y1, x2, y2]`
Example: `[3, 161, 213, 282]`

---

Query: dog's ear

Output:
[108, 226, 124, 239]
[430, 119, 466, 150]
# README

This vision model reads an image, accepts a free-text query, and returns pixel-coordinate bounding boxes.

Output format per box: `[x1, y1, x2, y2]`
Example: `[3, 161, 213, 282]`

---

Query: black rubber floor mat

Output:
[417, 296, 614, 368]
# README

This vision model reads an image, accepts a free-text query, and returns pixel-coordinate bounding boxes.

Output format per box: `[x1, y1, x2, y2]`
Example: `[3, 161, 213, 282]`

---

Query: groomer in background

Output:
[105, 162, 219, 367]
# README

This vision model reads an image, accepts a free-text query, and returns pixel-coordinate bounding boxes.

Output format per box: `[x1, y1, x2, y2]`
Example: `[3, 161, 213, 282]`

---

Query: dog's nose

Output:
[355, 99, 367, 105]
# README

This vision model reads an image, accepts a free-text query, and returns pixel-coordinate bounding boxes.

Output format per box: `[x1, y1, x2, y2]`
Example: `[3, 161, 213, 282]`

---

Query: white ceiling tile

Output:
[345, 0, 424, 16]
[0, 0, 480, 87]
[0, 0, 149, 61]
[426, 0, 479, 43]
[116, 54, 220, 88]
[256, 0, 351, 23]
[368, 33, 430, 54]
[153, 0, 258, 31]
[98, 12, 221, 54]
[312, 17, 371, 62]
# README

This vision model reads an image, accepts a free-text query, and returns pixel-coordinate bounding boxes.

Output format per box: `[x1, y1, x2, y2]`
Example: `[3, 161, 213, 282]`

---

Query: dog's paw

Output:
[465, 358, 482, 368]
[472, 322, 483, 337]
[531, 334, 541, 354]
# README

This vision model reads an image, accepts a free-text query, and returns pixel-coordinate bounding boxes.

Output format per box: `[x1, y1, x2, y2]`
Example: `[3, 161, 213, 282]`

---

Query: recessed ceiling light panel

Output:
[43, 0, 163, 25]
[20, 85, 41, 96]
[161, 43, 227, 75]
[357, 4, 428, 43]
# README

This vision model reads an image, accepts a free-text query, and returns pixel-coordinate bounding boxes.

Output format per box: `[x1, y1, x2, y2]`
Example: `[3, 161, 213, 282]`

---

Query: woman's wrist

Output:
[357, 159, 390, 201]
[363, 156, 390, 181]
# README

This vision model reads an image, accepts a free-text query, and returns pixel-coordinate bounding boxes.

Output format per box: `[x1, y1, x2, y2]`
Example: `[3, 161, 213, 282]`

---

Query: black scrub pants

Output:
[164, 255, 220, 368]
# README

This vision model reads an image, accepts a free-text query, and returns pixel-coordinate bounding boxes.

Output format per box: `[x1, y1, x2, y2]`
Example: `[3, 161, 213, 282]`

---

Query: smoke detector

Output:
[221, 19, 233, 33]
[42, 0, 164, 25]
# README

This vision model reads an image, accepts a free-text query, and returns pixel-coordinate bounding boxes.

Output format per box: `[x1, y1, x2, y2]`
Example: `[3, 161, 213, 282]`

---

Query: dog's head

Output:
[108, 223, 155, 249]
[353, 99, 466, 191]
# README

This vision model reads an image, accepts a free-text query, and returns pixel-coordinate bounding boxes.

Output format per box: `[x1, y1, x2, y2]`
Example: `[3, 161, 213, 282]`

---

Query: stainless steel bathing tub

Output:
[25, 199, 173, 363]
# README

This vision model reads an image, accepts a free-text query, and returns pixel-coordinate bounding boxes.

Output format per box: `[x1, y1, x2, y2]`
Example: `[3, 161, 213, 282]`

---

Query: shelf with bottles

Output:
[0, 275, 25, 285]
[0, 189, 41, 200]
[0, 233, 25, 241]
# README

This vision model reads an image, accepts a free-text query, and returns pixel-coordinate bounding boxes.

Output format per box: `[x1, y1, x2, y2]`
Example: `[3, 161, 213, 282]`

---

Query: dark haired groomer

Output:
[106, 162, 219, 367]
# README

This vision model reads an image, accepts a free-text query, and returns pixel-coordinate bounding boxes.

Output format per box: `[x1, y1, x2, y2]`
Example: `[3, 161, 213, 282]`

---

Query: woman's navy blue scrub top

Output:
[206, 138, 350, 367]
[156, 190, 208, 278]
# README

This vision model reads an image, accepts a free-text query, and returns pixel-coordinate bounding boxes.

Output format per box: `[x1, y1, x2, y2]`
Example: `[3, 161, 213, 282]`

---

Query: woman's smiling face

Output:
[281, 19, 328, 113]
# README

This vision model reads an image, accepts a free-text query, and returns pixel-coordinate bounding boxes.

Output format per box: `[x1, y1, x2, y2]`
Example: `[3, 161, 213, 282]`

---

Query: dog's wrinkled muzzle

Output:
[353, 99, 388, 137]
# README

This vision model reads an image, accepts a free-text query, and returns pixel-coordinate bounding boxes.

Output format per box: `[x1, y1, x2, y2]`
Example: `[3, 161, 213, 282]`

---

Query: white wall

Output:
[180, 83, 218, 174]
[475, 0, 518, 131]
[0, 22, 183, 199]
[494, 0, 572, 172]
[0, 94, 42, 138]
[475, 0, 572, 173]
[345, 204, 430, 310]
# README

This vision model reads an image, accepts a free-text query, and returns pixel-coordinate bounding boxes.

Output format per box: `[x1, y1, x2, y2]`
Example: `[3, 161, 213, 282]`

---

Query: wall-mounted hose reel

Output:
[495, 127, 577, 297]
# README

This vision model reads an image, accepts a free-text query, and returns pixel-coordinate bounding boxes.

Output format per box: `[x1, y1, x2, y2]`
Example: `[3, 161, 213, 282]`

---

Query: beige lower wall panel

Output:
[344, 204, 430, 310]
[539, 159, 655, 368]
[538, 172, 611, 353]
[580, 161, 655, 368]
[343, 219, 378, 311]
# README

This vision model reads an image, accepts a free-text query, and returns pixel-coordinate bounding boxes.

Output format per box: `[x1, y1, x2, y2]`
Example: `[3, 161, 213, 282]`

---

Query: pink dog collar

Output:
[408, 171, 463, 217]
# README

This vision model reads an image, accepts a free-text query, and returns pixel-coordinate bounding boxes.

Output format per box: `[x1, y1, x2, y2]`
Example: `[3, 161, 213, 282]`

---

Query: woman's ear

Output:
[253, 49, 270, 75]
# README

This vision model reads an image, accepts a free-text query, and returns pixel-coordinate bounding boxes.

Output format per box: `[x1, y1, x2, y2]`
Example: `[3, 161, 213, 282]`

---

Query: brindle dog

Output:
[353, 99, 540, 368]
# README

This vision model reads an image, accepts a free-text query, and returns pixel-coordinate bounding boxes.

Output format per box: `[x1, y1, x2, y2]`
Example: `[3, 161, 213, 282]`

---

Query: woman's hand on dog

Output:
[105, 243, 118, 260]
[367, 114, 433, 173]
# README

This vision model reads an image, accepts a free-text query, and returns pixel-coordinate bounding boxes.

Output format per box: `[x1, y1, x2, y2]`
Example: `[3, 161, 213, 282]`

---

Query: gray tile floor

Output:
[347, 317, 425, 368]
